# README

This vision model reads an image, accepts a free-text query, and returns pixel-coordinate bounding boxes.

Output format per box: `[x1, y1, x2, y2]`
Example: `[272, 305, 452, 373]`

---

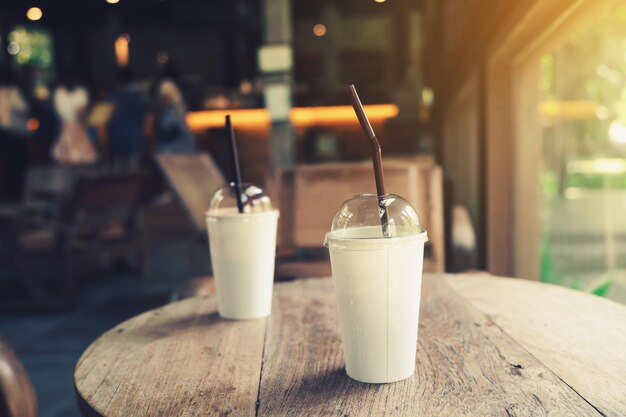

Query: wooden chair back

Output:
[156, 153, 226, 233]
[50, 173, 146, 253]
[269, 157, 445, 272]
[58, 173, 143, 223]
[0, 339, 37, 417]
[73, 174, 144, 209]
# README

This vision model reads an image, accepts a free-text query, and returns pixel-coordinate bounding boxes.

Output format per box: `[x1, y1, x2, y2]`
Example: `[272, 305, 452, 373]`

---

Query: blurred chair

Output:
[155, 153, 226, 234]
[154, 153, 226, 282]
[0, 339, 37, 417]
[0, 173, 145, 308]
[268, 157, 445, 278]
[22, 166, 77, 205]
[0, 166, 81, 223]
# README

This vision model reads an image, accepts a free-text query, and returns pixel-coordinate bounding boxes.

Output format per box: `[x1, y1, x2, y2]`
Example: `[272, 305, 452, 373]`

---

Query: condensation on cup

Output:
[324, 194, 428, 383]
[206, 183, 279, 320]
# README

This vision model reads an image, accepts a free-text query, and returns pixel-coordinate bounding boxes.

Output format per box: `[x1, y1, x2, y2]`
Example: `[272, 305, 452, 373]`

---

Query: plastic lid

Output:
[326, 193, 424, 240]
[207, 182, 272, 214]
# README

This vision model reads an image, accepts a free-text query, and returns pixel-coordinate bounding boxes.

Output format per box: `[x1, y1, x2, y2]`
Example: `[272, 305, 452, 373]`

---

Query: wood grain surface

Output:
[447, 273, 626, 417]
[75, 274, 626, 416]
[74, 295, 265, 417]
[257, 277, 599, 416]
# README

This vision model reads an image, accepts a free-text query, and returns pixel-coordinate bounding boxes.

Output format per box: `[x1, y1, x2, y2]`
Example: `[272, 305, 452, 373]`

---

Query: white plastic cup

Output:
[326, 226, 428, 383]
[206, 208, 279, 320]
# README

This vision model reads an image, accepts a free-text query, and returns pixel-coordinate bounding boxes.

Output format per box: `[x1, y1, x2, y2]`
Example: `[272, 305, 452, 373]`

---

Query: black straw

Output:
[347, 84, 391, 237]
[225, 115, 244, 213]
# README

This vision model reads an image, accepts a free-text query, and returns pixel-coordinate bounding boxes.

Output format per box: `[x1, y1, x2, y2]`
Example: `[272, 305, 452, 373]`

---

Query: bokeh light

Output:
[7, 42, 20, 55]
[156, 51, 169, 64]
[115, 34, 131, 67]
[27, 118, 40, 132]
[312, 24, 327, 37]
[26, 7, 42, 21]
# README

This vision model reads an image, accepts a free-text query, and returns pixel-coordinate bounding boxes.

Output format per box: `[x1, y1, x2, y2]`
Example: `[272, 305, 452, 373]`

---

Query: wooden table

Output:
[74, 274, 626, 416]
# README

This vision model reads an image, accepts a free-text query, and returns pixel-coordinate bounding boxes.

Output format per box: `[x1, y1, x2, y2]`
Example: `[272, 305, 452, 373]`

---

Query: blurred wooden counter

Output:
[186, 104, 399, 132]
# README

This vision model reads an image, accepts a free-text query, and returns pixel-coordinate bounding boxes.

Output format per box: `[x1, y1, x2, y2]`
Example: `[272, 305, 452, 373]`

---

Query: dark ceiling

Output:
[0, 0, 420, 28]
[294, 0, 420, 18]
[0, 0, 257, 28]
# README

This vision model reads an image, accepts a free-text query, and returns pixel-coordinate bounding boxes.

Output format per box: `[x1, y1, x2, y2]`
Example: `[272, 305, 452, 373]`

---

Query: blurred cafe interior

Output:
[1, 0, 626, 415]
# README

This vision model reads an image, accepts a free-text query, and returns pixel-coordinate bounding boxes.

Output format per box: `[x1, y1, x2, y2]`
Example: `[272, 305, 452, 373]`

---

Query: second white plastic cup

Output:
[206, 208, 279, 320]
[326, 226, 427, 383]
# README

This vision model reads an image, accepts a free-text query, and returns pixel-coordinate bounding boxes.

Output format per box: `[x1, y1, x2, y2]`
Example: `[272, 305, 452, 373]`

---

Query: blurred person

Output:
[0, 64, 30, 202]
[151, 63, 194, 154]
[51, 68, 97, 165]
[30, 99, 61, 161]
[237, 79, 261, 108]
[107, 67, 146, 171]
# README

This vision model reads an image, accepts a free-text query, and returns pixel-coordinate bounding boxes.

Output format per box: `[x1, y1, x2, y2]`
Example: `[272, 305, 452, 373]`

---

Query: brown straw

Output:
[347, 84, 391, 237]
[225, 115, 244, 213]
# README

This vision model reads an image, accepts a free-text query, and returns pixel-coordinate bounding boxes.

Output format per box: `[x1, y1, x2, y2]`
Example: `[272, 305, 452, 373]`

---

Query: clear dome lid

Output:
[207, 182, 272, 214]
[326, 193, 424, 240]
